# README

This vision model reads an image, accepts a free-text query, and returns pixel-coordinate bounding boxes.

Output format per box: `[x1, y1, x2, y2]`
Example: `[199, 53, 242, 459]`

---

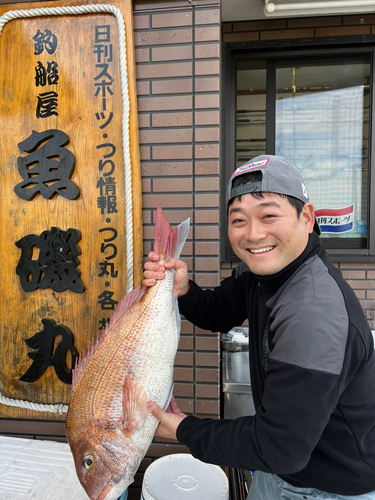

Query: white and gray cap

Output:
[226, 155, 320, 234]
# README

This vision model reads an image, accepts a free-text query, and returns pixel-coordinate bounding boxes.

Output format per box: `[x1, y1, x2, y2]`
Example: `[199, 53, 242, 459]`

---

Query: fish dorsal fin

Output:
[153, 204, 190, 262]
[71, 336, 99, 393]
[105, 285, 147, 333]
[71, 286, 147, 394]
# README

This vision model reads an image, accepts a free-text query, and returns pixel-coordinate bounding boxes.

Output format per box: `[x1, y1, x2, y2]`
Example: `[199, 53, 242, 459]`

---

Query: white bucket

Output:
[141, 453, 229, 500]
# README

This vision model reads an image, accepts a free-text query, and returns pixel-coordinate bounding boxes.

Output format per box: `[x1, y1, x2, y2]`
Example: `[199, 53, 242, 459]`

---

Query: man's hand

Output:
[143, 252, 190, 297]
[147, 396, 187, 441]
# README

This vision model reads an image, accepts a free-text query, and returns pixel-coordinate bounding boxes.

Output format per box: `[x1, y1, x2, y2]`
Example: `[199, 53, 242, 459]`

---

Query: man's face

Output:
[228, 193, 315, 276]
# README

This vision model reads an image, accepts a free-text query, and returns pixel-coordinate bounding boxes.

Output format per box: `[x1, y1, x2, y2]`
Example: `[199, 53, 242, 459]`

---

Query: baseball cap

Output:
[226, 155, 320, 235]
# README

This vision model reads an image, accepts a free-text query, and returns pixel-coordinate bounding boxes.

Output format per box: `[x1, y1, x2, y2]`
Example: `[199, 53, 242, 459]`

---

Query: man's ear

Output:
[301, 203, 315, 234]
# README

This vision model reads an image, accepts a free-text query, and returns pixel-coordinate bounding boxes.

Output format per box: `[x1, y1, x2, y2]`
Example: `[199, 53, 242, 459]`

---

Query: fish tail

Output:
[153, 204, 190, 261]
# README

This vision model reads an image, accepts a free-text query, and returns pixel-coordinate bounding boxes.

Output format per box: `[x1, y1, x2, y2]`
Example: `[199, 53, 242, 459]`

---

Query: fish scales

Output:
[70, 273, 176, 437]
[78, 276, 175, 419]
[66, 205, 189, 500]
[68, 273, 176, 434]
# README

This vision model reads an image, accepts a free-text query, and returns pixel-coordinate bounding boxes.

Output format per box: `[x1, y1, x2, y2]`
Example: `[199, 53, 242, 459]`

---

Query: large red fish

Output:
[66, 205, 189, 500]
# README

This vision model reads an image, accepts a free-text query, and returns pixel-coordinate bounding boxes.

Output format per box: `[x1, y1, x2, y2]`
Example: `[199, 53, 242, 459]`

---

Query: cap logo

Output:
[233, 158, 269, 177]
[302, 182, 308, 199]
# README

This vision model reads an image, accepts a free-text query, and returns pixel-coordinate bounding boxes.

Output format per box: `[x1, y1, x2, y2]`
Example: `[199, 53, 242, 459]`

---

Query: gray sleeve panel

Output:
[268, 256, 348, 375]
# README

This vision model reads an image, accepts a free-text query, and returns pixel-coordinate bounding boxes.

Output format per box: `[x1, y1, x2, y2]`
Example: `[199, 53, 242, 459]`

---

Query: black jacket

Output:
[176, 232, 375, 495]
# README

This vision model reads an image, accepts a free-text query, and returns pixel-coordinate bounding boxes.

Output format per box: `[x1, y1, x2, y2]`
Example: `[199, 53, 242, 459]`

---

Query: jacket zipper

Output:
[257, 277, 263, 296]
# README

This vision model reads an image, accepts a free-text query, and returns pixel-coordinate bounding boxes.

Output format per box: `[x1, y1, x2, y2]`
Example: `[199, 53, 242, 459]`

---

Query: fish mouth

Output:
[96, 484, 113, 500]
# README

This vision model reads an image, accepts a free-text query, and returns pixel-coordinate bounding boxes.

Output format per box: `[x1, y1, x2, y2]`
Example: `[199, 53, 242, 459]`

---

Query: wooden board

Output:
[0, 0, 142, 420]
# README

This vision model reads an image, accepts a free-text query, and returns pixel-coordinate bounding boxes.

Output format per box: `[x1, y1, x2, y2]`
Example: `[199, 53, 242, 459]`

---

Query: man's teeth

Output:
[249, 246, 274, 254]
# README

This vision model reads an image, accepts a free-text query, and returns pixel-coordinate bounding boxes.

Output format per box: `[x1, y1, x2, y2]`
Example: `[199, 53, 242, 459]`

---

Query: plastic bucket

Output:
[117, 490, 128, 500]
[141, 453, 229, 500]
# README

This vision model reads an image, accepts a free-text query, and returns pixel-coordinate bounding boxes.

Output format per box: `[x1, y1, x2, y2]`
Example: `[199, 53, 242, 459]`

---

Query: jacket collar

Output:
[255, 231, 322, 293]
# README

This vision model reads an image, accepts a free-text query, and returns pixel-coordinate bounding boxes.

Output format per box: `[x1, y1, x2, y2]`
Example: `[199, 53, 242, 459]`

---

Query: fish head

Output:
[69, 422, 139, 500]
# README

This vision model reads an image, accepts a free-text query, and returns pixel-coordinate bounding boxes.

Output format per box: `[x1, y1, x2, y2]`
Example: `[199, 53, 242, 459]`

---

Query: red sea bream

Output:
[66, 205, 189, 500]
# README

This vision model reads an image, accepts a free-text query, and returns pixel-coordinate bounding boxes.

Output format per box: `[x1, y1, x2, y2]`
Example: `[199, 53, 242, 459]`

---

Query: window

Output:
[222, 46, 375, 261]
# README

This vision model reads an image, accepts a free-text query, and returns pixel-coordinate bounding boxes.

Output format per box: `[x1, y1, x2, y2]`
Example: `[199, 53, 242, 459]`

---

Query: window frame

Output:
[221, 41, 375, 263]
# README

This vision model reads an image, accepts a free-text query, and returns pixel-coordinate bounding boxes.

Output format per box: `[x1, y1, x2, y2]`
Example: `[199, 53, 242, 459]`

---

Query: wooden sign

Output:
[0, 1, 142, 420]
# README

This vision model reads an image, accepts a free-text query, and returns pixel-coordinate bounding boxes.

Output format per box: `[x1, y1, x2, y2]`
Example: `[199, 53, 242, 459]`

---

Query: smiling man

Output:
[144, 155, 375, 500]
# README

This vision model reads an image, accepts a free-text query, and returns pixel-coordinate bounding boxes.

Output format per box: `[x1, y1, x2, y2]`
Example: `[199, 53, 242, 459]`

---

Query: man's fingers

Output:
[163, 258, 177, 269]
[144, 254, 189, 296]
[144, 261, 165, 272]
[143, 261, 166, 287]
[168, 395, 179, 413]
[147, 401, 162, 418]
[143, 278, 157, 287]
[144, 268, 165, 278]
[148, 251, 159, 262]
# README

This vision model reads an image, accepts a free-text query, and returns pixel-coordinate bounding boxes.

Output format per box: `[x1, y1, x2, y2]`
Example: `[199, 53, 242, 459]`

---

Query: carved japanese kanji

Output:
[14, 129, 80, 200]
[16, 227, 85, 293]
[19, 318, 78, 385]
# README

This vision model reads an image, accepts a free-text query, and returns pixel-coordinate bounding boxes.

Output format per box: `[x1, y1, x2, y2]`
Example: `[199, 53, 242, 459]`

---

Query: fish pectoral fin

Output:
[122, 375, 151, 438]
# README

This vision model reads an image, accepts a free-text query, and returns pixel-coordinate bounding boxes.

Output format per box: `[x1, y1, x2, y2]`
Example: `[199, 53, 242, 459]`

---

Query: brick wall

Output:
[221, 13, 375, 331]
[129, 8, 375, 498]
[222, 13, 375, 42]
[1, 5, 375, 499]
[133, 1, 220, 497]
[339, 263, 375, 330]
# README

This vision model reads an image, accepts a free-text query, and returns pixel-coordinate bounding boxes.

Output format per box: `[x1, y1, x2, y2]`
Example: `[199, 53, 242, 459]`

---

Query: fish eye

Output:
[84, 455, 95, 470]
